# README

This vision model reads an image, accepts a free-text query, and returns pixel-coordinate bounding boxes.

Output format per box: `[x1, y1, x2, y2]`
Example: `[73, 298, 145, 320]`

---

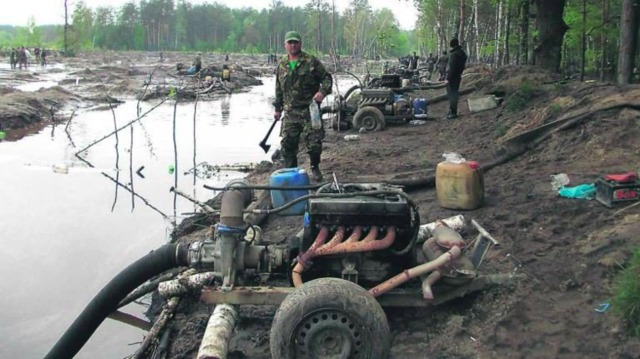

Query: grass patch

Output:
[505, 79, 538, 113]
[548, 103, 563, 116]
[612, 246, 640, 336]
[495, 123, 510, 138]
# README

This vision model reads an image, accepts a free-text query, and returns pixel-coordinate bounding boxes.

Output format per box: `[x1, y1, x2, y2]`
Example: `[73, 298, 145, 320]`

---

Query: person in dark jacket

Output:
[408, 52, 419, 71]
[444, 38, 467, 119]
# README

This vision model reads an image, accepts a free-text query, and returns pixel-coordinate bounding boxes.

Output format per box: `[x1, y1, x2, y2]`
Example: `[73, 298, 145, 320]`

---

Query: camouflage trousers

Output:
[280, 110, 324, 168]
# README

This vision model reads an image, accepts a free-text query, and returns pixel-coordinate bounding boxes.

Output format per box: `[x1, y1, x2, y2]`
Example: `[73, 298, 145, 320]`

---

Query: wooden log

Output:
[196, 304, 238, 359]
[118, 268, 187, 307]
[133, 297, 181, 359]
[107, 310, 152, 331]
[158, 272, 217, 298]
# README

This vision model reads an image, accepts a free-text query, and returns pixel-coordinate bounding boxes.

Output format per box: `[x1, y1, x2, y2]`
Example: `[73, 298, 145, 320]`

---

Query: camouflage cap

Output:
[285, 31, 301, 42]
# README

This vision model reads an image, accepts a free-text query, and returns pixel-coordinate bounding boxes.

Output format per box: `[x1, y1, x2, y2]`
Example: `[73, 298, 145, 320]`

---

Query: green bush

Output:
[548, 103, 563, 116]
[613, 246, 640, 336]
[505, 79, 538, 113]
[495, 123, 510, 138]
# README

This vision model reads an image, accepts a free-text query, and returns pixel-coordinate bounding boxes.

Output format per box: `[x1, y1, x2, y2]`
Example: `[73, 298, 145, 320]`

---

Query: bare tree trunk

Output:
[436, 0, 446, 51]
[599, 0, 609, 81]
[519, 0, 529, 65]
[505, 0, 512, 65]
[64, 0, 69, 55]
[473, 0, 480, 63]
[533, 0, 568, 73]
[617, 0, 640, 83]
[495, 0, 504, 67]
[316, 1, 322, 54]
[331, 0, 336, 56]
[459, 0, 466, 44]
[580, 0, 587, 81]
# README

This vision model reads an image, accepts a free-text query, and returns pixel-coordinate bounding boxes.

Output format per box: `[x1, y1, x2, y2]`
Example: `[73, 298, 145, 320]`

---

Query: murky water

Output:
[0, 73, 356, 358]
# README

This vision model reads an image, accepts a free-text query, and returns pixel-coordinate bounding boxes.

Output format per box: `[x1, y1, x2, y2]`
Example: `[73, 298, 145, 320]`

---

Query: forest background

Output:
[0, 0, 639, 82]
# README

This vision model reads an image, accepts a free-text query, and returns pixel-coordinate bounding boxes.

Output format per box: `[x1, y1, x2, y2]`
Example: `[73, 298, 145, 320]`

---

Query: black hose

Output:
[390, 203, 421, 256]
[343, 84, 361, 101]
[44, 243, 189, 359]
[204, 182, 329, 191]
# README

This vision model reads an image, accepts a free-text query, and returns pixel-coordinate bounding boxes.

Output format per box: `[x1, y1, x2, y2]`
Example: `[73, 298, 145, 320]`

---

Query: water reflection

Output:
[221, 94, 231, 125]
[0, 75, 359, 359]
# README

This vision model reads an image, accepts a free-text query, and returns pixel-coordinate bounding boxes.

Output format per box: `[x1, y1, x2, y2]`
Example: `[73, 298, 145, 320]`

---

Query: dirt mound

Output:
[0, 86, 82, 129]
[160, 65, 640, 359]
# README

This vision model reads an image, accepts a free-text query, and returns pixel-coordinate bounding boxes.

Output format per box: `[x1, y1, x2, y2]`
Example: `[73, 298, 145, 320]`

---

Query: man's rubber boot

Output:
[310, 153, 323, 182]
[311, 166, 323, 182]
[283, 155, 297, 169]
[446, 107, 458, 119]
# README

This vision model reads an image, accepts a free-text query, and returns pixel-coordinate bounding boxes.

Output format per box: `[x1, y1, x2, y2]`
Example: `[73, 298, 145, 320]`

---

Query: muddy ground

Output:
[168, 66, 640, 358]
[3, 51, 640, 358]
[0, 50, 265, 137]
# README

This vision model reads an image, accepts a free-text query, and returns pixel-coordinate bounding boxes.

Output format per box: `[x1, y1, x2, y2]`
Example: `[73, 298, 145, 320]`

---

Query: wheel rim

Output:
[360, 114, 378, 131]
[293, 309, 365, 358]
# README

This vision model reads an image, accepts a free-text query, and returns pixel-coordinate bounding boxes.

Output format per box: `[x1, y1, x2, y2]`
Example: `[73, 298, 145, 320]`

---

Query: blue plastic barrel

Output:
[270, 168, 310, 215]
[413, 98, 428, 118]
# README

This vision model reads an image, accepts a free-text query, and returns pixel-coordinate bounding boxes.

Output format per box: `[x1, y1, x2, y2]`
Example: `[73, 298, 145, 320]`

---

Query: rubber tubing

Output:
[44, 243, 189, 359]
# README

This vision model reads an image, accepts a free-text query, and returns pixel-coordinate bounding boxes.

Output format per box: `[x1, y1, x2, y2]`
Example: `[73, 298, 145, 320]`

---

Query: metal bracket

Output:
[468, 219, 500, 269]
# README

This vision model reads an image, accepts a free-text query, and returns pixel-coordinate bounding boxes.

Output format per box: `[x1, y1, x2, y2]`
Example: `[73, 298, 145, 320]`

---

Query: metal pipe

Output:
[421, 271, 442, 300]
[316, 226, 346, 251]
[292, 227, 395, 287]
[317, 226, 394, 256]
[220, 187, 251, 227]
[292, 226, 329, 287]
[369, 246, 462, 297]
[344, 226, 363, 243]
[361, 226, 378, 243]
[313, 226, 374, 256]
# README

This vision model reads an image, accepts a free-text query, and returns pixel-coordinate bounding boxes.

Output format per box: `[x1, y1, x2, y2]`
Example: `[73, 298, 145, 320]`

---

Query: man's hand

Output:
[274, 111, 282, 121]
[313, 92, 325, 103]
[444, 79, 449, 85]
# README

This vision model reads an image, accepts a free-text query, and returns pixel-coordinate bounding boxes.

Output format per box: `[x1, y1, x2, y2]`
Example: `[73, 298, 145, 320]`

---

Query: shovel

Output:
[259, 117, 279, 153]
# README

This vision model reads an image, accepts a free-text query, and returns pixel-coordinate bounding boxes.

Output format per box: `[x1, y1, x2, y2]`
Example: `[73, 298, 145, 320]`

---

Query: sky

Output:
[0, 0, 417, 30]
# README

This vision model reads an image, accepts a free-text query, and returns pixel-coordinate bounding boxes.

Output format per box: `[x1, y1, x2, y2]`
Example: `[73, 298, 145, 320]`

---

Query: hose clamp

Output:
[217, 223, 246, 234]
[188, 241, 204, 268]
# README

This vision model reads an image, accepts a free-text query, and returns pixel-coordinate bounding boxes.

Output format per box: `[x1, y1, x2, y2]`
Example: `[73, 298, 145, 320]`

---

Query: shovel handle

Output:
[259, 117, 279, 153]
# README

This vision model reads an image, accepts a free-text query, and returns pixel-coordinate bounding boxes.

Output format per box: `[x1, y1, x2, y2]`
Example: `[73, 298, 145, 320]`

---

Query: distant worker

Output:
[436, 51, 447, 81]
[408, 51, 418, 71]
[193, 53, 202, 73]
[444, 38, 467, 120]
[40, 48, 48, 66]
[9, 48, 16, 69]
[426, 53, 436, 80]
[222, 64, 231, 82]
[18, 47, 27, 70]
[273, 30, 333, 182]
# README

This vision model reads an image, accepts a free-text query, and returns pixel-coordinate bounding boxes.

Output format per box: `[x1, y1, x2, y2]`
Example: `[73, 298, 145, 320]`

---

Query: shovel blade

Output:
[259, 142, 271, 153]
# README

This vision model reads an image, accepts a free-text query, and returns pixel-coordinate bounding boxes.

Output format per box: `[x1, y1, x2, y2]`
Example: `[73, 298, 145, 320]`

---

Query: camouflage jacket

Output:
[273, 51, 333, 113]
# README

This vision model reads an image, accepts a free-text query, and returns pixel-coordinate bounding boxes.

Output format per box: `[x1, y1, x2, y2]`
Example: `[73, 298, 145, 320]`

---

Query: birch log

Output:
[158, 272, 217, 298]
[197, 304, 238, 359]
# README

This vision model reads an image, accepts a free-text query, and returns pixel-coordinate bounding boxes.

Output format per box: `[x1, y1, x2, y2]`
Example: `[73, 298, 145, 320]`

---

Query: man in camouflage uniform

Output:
[273, 30, 333, 181]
